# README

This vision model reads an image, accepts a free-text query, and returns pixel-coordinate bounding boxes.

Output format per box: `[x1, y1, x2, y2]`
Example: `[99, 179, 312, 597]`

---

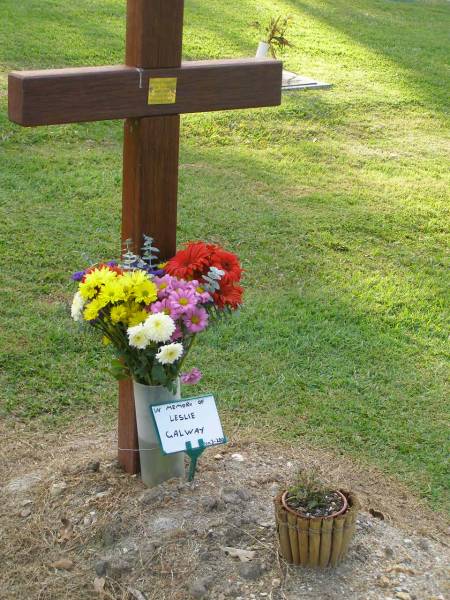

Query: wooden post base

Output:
[118, 379, 140, 474]
[118, 115, 180, 474]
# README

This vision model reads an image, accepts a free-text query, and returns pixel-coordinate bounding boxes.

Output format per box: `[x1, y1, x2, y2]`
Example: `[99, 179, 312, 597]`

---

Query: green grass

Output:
[0, 0, 449, 509]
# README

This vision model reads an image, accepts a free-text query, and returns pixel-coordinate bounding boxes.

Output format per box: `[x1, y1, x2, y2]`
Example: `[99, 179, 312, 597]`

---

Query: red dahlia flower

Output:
[210, 248, 242, 282]
[214, 277, 244, 310]
[165, 241, 212, 280]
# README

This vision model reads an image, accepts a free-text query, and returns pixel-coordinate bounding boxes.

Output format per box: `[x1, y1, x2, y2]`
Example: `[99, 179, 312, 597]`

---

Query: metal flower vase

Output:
[256, 41, 270, 58]
[133, 380, 185, 487]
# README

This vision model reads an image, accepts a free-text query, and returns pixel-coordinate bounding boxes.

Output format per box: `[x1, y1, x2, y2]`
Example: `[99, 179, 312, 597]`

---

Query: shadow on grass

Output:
[286, 0, 449, 116]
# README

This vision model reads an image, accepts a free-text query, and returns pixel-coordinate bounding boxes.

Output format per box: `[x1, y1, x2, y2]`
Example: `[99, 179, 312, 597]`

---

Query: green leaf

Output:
[151, 363, 167, 385]
[109, 358, 130, 380]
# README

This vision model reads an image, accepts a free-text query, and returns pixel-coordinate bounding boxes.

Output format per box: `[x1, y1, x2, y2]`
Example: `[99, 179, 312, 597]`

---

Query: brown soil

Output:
[0, 418, 448, 600]
[284, 490, 345, 518]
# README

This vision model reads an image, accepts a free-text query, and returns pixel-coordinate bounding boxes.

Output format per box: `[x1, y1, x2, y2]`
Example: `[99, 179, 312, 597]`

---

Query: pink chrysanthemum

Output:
[190, 280, 213, 304]
[153, 275, 174, 299]
[181, 368, 202, 385]
[171, 324, 183, 341]
[150, 298, 180, 320]
[169, 288, 197, 315]
[183, 306, 209, 333]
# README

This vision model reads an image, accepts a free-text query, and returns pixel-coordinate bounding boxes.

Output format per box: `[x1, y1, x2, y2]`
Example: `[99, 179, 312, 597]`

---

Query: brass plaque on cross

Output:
[148, 77, 178, 105]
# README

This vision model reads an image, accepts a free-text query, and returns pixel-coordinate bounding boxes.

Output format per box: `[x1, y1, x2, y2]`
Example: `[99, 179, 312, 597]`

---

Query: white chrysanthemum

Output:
[156, 343, 183, 365]
[71, 291, 85, 322]
[127, 323, 151, 349]
[143, 312, 176, 343]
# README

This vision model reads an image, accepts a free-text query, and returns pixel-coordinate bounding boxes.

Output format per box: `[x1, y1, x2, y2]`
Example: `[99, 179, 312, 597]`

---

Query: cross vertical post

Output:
[118, 0, 185, 473]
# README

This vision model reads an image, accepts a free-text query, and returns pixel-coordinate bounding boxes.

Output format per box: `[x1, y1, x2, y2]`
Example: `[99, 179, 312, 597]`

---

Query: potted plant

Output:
[71, 236, 243, 487]
[253, 15, 294, 59]
[274, 471, 359, 567]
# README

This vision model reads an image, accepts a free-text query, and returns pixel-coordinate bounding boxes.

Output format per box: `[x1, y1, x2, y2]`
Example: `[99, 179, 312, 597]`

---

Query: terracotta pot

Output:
[274, 489, 360, 567]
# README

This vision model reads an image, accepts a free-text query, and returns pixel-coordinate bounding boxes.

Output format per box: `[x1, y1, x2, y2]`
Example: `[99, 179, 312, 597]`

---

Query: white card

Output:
[151, 394, 226, 455]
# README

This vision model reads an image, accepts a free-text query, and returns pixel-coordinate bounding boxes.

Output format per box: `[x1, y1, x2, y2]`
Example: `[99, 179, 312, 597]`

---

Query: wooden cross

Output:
[8, 0, 282, 474]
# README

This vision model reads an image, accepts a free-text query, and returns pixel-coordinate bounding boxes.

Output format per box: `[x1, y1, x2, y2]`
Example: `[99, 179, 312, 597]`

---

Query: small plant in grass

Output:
[252, 15, 294, 58]
[285, 470, 345, 518]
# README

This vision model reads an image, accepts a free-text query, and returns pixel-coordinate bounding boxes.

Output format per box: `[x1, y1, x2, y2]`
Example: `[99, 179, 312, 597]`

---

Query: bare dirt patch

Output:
[0, 419, 448, 600]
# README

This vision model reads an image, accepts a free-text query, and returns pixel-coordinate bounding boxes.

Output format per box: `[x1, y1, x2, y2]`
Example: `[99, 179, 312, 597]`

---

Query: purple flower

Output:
[171, 324, 183, 341]
[150, 268, 165, 277]
[153, 275, 174, 299]
[183, 306, 209, 333]
[169, 288, 197, 315]
[150, 298, 181, 320]
[191, 280, 213, 304]
[170, 280, 192, 294]
[107, 261, 117, 267]
[181, 368, 202, 385]
[71, 271, 85, 282]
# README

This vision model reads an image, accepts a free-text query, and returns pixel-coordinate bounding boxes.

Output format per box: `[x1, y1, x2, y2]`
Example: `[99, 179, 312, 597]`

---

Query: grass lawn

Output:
[0, 0, 448, 509]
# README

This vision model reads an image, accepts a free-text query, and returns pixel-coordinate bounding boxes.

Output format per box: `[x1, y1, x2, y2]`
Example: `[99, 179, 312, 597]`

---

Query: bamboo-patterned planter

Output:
[274, 490, 360, 567]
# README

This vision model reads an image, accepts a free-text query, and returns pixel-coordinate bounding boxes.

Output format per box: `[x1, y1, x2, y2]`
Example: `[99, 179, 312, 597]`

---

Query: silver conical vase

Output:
[133, 380, 185, 487]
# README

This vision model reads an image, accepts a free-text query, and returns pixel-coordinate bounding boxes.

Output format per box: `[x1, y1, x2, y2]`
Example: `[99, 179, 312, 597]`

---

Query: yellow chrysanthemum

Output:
[83, 299, 103, 321]
[94, 292, 111, 310]
[83, 270, 103, 287]
[95, 267, 118, 286]
[117, 273, 134, 300]
[127, 309, 149, 327]
[78, 267, 117, 300]
[97, 281, 125, 306]
[127, 301, 141, 312]
[134, 280, 158, 304]
[79, 279, 98, 301]
[110, 304, 128, 325]
[83, 267, 114, 288]
[129, 270, 149, 286]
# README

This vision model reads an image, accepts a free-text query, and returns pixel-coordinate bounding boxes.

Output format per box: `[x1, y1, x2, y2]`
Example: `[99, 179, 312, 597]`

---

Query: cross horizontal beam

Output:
[9, 58, 282, 127]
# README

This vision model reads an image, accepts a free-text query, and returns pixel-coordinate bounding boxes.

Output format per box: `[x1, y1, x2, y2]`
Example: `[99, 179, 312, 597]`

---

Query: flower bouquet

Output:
[71, 236, 243, 486]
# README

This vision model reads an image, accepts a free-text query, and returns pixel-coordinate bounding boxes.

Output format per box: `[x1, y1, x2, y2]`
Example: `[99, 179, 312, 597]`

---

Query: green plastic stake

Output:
[185, 439, 206, 482]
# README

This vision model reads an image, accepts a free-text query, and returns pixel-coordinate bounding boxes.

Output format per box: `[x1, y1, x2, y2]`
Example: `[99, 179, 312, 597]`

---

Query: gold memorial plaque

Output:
[148, 77, 178, 105]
